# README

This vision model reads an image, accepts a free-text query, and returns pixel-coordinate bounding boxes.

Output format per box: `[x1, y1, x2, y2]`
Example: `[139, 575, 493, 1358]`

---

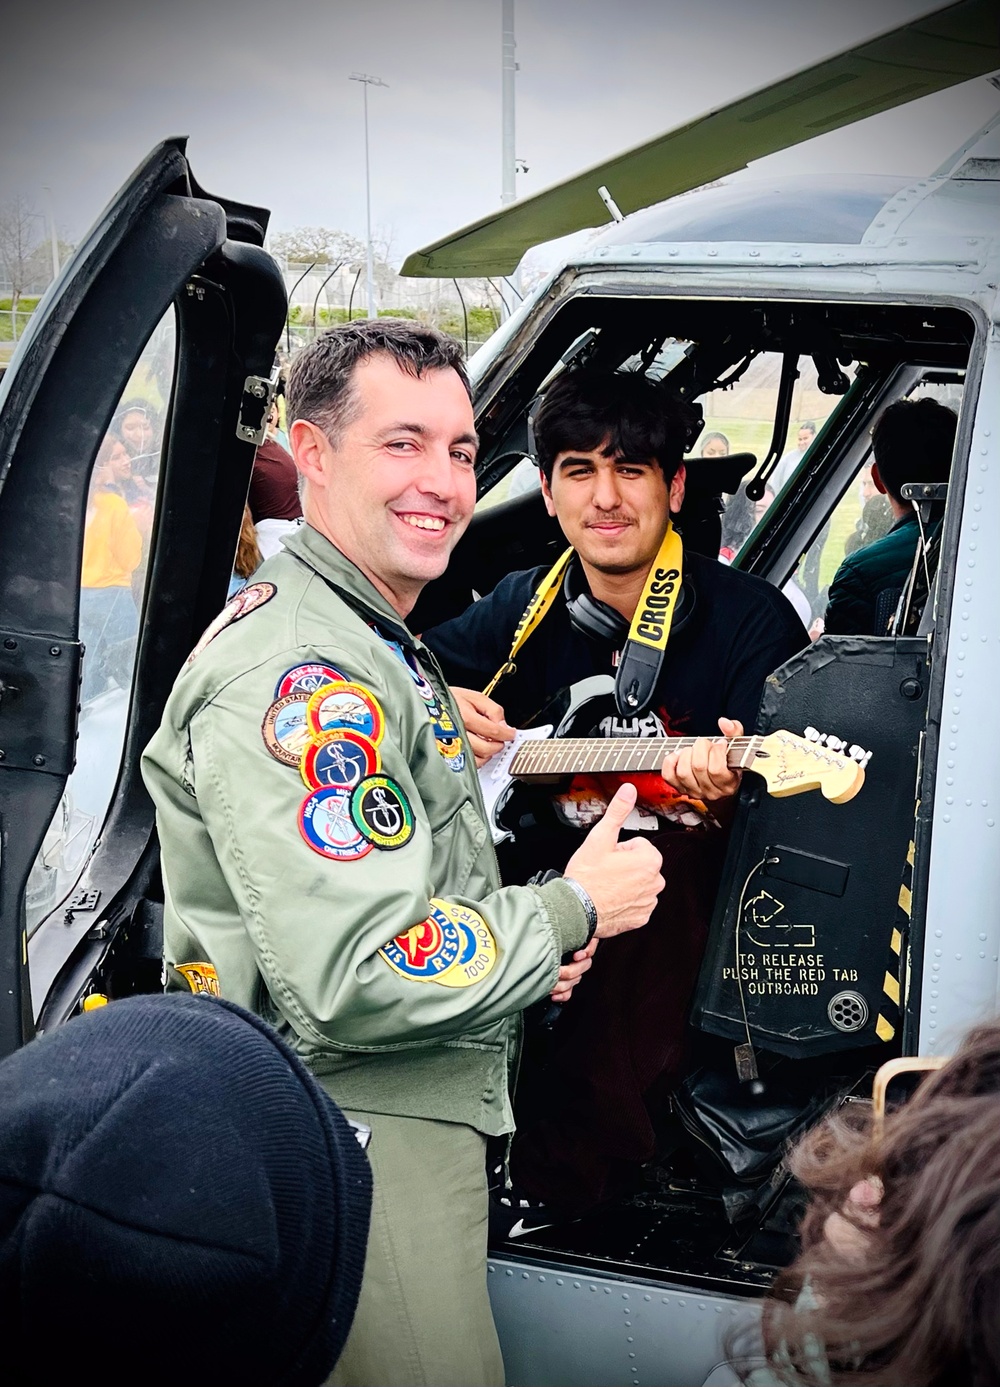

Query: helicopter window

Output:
[24, 311, 175, 934]
[696, 353, 856, 569]
[788, 370, 964, 635]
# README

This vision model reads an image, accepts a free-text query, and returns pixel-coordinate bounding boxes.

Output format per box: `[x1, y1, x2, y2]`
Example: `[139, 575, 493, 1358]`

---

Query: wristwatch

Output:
[527, 868, 598, 947]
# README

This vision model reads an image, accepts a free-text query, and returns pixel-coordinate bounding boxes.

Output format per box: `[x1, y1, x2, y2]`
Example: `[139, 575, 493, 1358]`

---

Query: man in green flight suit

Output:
[142, 320, 665, 1387]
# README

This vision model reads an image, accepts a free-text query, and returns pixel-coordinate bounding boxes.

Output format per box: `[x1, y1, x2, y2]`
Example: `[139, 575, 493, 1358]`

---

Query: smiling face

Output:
[290, 354, 477, 616]
[541, 442, 685, 578]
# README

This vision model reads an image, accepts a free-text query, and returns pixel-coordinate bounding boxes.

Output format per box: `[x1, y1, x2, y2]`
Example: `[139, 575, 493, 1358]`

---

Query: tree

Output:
[0, 194, 41, 341]
[270, 226, 367, 267]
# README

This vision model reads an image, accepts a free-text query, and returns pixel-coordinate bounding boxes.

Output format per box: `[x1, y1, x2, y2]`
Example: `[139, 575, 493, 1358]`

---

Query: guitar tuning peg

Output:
[825, 735, 845, 752]
[861, 751, 873, 769]
[849, 744, 867, 762]
[804, 726, 820, 742]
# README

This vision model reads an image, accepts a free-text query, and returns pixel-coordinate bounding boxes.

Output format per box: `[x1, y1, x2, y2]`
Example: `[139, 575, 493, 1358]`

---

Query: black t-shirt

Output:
[423, 551, 808, 738]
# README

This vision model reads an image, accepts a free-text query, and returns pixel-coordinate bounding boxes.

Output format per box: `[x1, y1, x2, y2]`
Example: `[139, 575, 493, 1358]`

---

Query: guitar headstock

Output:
[751, 727, 870, 803]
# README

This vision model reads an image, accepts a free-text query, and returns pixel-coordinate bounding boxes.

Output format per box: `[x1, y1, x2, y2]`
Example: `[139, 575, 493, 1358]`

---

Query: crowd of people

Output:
[10, 320, 976, 1385]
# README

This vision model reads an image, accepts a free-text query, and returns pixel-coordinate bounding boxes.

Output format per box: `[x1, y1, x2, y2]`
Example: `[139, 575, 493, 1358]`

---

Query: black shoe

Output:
[489, 1181, 559, 1241]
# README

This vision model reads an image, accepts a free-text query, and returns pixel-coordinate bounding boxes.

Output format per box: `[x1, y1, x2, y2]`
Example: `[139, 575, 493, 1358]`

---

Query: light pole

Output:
[349, 72, 388, 320]
[41, 186, 59, 281]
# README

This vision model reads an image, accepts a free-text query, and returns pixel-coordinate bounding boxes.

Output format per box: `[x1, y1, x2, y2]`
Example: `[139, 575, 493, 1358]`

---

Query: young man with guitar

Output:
[422, 368, 809, 1232]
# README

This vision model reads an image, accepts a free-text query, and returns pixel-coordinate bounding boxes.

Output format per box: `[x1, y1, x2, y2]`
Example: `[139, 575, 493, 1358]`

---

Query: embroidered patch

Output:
[186, 582, 276, 665]
[299, 786, 373, 861]
[350, 774, 414, 850]
[300, 730, 380, 791]
[379, 907, 463, 981]
[175, 961, 221, 997]
[262, 693, 313, 767]
[275, 662, 346, 699]
[306, 681, 385, 745]
[430, 900, 498, 988]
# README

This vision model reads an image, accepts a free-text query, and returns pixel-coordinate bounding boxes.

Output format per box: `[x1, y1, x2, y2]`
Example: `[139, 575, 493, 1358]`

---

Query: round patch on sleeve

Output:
[262, 693, 313, 767]
[299, 786, 373, 861]
[379, 907, 463, 981]
[300, 730, 380, 790]
[275, 662, 347, 699]
[349, 774, 414, 850]
[186, 581, 276, 665]
[306, 681, 385, 745]
[429, 900, 498, 987]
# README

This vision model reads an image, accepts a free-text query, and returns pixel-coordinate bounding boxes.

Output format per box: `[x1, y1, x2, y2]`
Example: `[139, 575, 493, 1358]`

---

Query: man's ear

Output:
[290, 420, 332, 489]
[539, 471, 557, 519]
[870, 462, 888, 496]
[669, 463, 686, 515]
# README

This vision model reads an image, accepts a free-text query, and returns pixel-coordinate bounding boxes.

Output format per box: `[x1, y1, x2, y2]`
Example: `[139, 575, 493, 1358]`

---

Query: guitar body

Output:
[487, 677, 712, 844]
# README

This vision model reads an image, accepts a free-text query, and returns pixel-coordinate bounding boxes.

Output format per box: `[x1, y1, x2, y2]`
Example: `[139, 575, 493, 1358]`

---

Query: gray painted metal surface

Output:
[920, 325, 1000, 1053]
[489, 1257, 756, 1387]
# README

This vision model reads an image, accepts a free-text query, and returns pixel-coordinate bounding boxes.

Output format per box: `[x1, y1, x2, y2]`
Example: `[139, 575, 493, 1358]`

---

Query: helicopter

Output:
[0, 1, 998, 1383]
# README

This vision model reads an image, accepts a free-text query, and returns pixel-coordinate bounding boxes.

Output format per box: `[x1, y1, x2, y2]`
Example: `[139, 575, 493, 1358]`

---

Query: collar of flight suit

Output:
[282, 523, 414, 646]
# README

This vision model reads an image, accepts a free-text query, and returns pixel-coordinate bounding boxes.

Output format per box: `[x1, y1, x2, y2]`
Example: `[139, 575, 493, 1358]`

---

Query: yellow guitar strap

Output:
[483, 522, 684, 707]
[483, 545, 574, 696]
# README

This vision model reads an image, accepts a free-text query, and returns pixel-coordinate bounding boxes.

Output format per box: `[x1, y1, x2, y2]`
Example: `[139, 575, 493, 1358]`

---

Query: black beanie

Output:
[0, 993, 371, 1386]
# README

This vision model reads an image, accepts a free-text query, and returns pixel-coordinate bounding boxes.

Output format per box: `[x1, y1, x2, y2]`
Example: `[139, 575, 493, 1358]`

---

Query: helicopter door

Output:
[0, 140, 285, 1057]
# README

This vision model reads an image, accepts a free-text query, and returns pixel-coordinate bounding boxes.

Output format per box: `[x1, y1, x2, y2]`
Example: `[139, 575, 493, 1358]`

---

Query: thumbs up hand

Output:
[563, 783, 665, 939]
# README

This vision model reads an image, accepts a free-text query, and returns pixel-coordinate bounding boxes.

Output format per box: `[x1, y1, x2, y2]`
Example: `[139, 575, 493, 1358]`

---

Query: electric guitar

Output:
[478, 677, 870, 845]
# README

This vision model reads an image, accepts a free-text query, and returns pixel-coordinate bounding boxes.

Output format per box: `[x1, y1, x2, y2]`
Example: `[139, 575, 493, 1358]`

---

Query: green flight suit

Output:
[142, 523, 588, 1386]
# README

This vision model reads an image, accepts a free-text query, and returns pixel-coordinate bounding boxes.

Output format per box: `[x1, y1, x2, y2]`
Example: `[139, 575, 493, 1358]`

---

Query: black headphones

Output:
[562, 556, 695, 646]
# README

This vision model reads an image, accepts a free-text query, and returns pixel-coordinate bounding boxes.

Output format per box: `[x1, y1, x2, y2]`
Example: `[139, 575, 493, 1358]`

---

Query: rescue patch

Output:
[306, 681, 385, 745]
[175, 961, 221, 997]
[299, 786, 373, 861]
[300, 730, 380, 791]
[379, 907, 463, 981]
[350, 774, 414, 850]
[430, 900, 498, 988]
[275, 662, 347, 699]
[186, 582, 276, 665]
[262, 693, 313, 767]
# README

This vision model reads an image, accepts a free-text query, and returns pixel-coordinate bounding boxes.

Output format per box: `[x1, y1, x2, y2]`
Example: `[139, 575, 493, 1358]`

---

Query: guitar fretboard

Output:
[509, 735, 764, 778]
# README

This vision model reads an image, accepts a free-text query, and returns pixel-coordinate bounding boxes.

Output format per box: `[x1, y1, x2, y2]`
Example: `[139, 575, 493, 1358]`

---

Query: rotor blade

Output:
[401, 0, 1000, 278]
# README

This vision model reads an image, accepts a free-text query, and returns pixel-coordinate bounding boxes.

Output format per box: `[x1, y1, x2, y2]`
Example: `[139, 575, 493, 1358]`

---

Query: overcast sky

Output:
[3, 0, 998, 268]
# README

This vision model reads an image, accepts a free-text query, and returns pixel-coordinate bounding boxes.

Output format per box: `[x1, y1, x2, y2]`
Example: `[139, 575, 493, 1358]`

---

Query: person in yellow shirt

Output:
[80, 433, 143, 700]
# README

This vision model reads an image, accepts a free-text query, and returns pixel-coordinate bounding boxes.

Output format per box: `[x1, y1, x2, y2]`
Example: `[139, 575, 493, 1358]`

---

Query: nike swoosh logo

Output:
[506, 1216, 555, 1239]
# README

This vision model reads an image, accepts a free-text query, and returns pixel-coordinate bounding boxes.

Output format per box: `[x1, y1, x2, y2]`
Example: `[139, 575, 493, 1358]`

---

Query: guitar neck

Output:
[509, 735, 762, 779]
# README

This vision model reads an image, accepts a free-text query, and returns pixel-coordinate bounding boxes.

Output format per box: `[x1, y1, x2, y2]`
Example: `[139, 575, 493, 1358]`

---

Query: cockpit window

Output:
[25, 311, 175, 933]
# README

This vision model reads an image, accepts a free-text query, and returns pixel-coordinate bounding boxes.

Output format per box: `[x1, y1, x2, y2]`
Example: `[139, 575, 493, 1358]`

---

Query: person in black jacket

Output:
[423, 369, 807, 1229]
[824, 398, 957, 636]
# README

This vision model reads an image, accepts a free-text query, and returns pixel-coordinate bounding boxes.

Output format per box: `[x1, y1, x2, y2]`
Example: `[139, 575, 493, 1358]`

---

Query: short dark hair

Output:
[534, 369, 697, 484]
[287, 319, 471, 444]
[872, 397, 957, 502]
